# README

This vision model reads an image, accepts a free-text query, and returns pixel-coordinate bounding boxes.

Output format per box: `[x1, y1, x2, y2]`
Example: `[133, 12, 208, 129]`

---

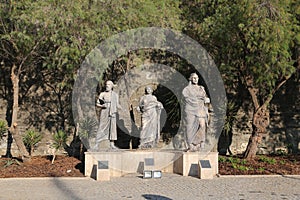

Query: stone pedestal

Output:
[174, 152, 218, 177]
[97, 169, 110, 181]
[198, 160, 213, 179]
[96, 161, 110, 181]
[85, 150, 218, 179]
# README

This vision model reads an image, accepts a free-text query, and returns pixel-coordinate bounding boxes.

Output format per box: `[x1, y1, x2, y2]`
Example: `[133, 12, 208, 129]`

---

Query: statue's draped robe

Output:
[139, 94, 163, 147]
[182, 84, 208, 146]
[95, 91, 119, 144]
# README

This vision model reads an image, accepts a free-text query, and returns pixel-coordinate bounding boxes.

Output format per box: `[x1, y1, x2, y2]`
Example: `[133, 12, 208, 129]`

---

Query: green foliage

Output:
[240, 159, 247, 165]
[220, 155, 244, 163]
[183, 0, 298, 97]
[258, 155, 276, 164]
[23, 129, 42, 155]
[183, 0, 299, 158]
[78, 118, 98, 139]
[0, 0, 183, 133]
[218, 156, 227, 163]
[0, 120, 8, 140]
[223, 156, 251, 171]
[227, 156, 239, 164]
[232, 163, 253, 171]
[51, 130, 68, 164]
[258, 167, 265, 172]
[279, 160, 286, 165]
[222, 101, 238, 136]
[52, 130, 67, 150]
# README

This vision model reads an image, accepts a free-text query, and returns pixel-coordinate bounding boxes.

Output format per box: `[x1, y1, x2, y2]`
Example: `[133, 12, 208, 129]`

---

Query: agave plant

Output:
[23, 129, 42, 155]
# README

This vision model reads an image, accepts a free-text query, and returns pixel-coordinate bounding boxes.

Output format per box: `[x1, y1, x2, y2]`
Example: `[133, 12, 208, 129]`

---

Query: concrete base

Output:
[198, 160, 214, 179]
[174, 152, 218, 177]
[97, 169, 110, 181]
[85, 150, 218, 178]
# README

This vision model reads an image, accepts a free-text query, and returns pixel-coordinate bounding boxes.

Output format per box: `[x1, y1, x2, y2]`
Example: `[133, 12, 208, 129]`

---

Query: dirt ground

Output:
[0, 154, 299, 178]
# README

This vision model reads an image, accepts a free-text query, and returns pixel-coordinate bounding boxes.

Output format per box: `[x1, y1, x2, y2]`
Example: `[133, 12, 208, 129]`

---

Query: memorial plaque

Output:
[199, 160, 211, 168]
[145, 158, 154, 166]
[98, 161, 109, 169]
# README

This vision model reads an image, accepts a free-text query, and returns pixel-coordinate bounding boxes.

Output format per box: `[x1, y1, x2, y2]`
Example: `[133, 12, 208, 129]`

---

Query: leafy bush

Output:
[23, 129, 42, 155]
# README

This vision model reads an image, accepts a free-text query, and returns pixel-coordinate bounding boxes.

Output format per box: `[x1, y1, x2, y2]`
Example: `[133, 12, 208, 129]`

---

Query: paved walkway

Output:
[1, 174, 299, 200]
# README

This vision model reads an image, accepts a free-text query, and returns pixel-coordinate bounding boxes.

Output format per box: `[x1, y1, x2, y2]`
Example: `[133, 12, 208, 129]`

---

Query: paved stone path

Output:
[1, 174, 299, 200]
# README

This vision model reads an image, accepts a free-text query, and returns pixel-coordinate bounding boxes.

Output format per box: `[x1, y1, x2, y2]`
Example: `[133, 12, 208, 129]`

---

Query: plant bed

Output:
[0, 154, 299, 178]
[0, 155, 84, 178]
[218, 154, 300, 175]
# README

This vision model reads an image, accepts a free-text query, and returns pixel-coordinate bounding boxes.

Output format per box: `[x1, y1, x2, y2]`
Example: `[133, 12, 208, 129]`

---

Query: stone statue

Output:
[182, 73, 210, 152]
[94, 80, 119, 150]
[137, 86, 163, 149]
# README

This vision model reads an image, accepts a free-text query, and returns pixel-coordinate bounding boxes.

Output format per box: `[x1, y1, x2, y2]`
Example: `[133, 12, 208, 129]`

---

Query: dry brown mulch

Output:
[0, 154, 299, 178]
[0, 155, 84, 178]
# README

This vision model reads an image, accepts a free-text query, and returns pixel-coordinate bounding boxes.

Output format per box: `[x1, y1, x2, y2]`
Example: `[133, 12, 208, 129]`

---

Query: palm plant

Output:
[78, 117, 97, 140]
[51, 130, 67, 164]
[77, 117, 98, 159]
[23, 129, 42, 155]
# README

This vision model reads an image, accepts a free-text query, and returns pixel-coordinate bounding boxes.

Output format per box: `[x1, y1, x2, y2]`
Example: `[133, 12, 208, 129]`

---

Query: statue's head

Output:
[189, 73, 199, 85]
[105, 80, 114, 91]
[145, 86, 153, 94]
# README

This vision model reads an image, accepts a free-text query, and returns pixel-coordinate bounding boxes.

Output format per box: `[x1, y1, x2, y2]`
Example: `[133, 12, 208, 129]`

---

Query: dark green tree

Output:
[0, 0, 183, 158]
[183, 0, 299, 158]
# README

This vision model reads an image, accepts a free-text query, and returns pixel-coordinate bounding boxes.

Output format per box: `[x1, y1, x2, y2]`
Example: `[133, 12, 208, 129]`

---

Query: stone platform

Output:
[85, 150, 218, 178]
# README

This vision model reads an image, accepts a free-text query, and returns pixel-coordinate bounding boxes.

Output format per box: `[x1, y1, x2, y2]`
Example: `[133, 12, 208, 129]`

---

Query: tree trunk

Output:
[9, 65, 30, 161]
[244, 106, 269, 159]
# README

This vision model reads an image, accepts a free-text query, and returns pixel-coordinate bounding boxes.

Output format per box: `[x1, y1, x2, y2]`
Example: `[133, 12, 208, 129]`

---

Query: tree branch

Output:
[262, 78, 289, 109]
[18, 35, 46, 75]
[238, 64, 260, 110]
